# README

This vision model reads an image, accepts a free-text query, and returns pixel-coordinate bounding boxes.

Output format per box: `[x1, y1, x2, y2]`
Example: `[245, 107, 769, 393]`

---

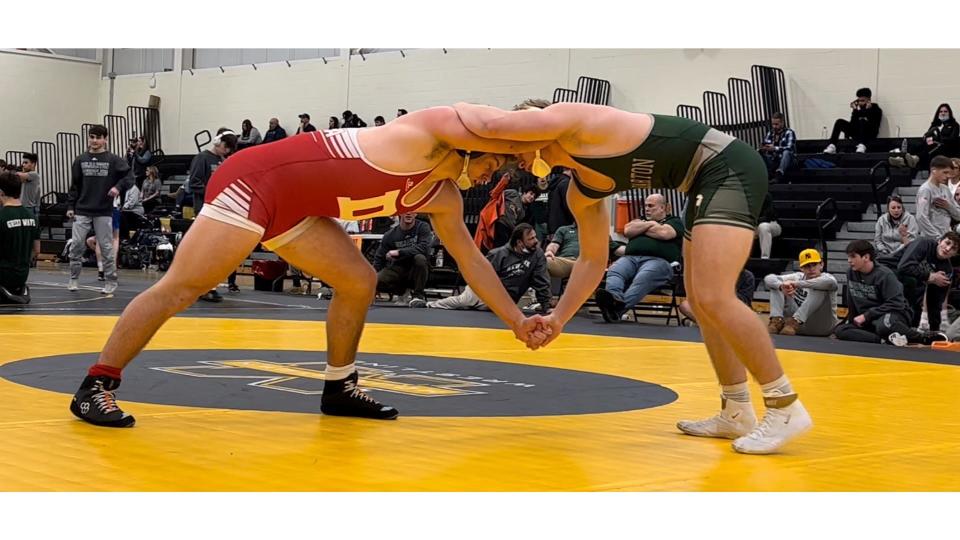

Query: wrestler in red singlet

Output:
[199, 129, 445, 251]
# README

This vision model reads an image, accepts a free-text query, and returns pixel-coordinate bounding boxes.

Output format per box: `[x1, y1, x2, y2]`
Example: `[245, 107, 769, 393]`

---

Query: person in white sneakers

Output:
[66, 124, 133, 295]
[823, 88, 883, 154]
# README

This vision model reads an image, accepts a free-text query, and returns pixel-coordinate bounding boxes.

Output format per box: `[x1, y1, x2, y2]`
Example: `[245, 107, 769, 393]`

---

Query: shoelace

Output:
[343, 380, 378, 405]
[91, 384, 122, 414]
[746, 410, 782, 440]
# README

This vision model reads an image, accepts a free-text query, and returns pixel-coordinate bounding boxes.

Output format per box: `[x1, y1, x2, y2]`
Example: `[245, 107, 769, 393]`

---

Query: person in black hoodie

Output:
[823, 88, 883, 154]
[545, 166, 575, 237]
[189, 128, 238, 301]
[66, 124, 133, 294]
[878, 231, 960, 331]
[428, 223, 551, 312]
[836, 240, 945, 345]
[918, 103, 960, 169]
[373, 212, 434, 307]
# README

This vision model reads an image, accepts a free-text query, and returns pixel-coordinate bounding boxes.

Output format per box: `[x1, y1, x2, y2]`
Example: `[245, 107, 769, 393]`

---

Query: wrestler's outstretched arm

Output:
[452, 102, 577, 142]
[425, 181, 550, 349]
[535, 180, 611, 347]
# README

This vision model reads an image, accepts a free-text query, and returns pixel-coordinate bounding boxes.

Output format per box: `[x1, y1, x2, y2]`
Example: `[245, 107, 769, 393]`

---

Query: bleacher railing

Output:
[5, 151, 26, 167]
[815, 198, 839, 265]
[127, 106, 161, 150]
[31, 141, 63, 193]
[7, 110, 162, 199]
[103, 115, 130, 156]
[552, 76, 612, 105]
[677, 65, 790, 149]
[869, 161, 892, 217]
[56, 132, 81, 192]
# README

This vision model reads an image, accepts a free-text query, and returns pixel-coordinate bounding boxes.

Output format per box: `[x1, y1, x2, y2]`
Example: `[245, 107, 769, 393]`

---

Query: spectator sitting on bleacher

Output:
[121, 181, 144, 217]
[764, 249, 839, 337]
[823, 88, 883, 154]
[759, 112, 796, 183]
[342, 110, 367, 128]
[875, 195, 918, 256]
[296, 113, 316, 134]
[918, 104, 960, 170]
[0, 171, 40, 303]
[329, 116, 340, 129]
[948, 158, 960, 197]
[374, 116, 386, 127]
[397, 108, 408, 118]
[916, 156, 960, 238]
[544, 221, 580, 279]
[756, 192, 781, 259]
[595, 193, 682, 323]
[140, 166, 162, 214]
[428, 223, 551, 313]
[545, 222, 580, 280]
[238, 119, 262, 149]
[494, 173, 540, 248]
[879, 231, 959, 333]
[262, 118, 287, 144]
[679, 269, 755, 324]
[836, 240, 945, 345]
[373, 212, 434, 308]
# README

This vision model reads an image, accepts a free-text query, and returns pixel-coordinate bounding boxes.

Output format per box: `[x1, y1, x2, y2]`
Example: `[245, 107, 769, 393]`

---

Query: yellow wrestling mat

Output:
[2, 315, 959, 491]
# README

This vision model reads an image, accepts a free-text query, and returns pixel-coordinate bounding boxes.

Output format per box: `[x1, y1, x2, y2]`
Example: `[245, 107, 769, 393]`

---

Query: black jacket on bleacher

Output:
[850, 103, 883, 140]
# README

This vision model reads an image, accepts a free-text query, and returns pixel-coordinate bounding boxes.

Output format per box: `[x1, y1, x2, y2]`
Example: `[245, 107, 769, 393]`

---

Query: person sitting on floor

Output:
[428, 223, 550, 313]
[835, 240, 945, 345]
[0, 171, 40, 304]
[764, 249, 839, 337]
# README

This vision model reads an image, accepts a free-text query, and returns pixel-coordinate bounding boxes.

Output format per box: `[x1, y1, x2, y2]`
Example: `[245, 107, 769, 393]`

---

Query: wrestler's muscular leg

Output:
[685, 225, 783, 385]
[272, 218, 377, 368]
[98, 216, 262, 369]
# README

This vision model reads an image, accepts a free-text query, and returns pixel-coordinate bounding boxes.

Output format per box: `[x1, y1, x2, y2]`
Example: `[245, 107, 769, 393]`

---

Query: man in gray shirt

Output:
[16, 153, 40, 218]
[765, 248, 839, 337]
[915, 156, 960, 238]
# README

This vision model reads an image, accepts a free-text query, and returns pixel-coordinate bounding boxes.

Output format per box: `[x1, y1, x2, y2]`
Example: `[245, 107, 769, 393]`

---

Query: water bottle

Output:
[435, 248, 444, 268]
[900, 138, 909, 154]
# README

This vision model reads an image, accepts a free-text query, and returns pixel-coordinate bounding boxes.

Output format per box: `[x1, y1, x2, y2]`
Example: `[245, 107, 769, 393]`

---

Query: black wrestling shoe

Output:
[594, 289, 625, 323]
[69, 376, 136, 428]
[97, 271, 105, 282]
[321, 371, 399, 420]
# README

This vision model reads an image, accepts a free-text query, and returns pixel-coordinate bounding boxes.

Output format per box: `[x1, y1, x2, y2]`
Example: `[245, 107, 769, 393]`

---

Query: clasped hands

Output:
[513, 313, 563, 351]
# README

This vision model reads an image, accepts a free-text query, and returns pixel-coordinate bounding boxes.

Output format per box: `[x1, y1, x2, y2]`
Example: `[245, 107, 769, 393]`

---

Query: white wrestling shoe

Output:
[677, 397, 757, 439]
[732, 396, 813, 455]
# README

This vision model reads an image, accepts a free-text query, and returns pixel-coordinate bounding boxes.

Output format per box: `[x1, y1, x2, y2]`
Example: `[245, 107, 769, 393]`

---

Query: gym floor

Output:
[2, 267, 959, 491]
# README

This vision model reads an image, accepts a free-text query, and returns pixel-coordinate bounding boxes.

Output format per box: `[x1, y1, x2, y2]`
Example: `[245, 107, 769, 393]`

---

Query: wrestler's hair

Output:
[513, 98, 553, 111]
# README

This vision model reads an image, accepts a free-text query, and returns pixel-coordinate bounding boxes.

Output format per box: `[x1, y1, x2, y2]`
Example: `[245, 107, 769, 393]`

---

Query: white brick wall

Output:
[6, 49, 960, 156]
[0, 52, 100, 157]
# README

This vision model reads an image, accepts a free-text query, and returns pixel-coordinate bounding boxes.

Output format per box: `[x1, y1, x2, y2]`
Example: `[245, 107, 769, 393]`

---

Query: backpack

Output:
[803, 158, 836, 169]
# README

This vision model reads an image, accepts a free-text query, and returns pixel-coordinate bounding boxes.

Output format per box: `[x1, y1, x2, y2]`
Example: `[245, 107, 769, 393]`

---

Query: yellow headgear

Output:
[456, 152, 473, 190]
[531, 149, 551, 178]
